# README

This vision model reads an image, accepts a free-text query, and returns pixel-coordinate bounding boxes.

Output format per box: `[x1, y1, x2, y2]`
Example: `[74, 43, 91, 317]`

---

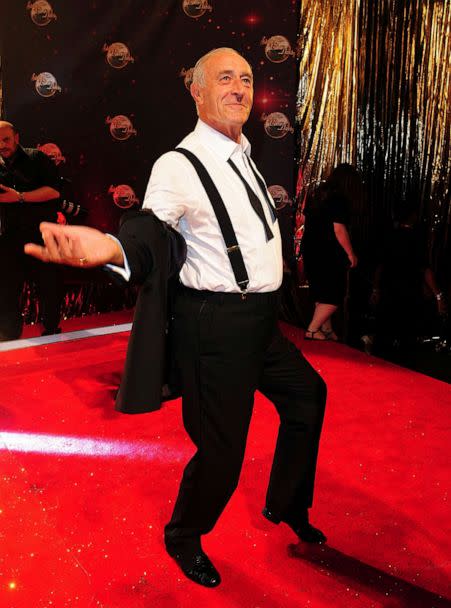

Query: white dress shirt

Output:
[142, 120, 283, 292]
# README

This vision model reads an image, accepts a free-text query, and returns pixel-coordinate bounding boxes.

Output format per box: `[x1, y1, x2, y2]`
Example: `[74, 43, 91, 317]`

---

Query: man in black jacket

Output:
[25, 48, 327, 589]
[0, 121, 62, 339]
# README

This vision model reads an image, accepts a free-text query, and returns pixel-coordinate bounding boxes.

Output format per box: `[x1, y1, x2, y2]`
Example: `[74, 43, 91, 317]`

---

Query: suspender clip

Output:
[238, 280, 249, 300]
[226, 245, 240, 253]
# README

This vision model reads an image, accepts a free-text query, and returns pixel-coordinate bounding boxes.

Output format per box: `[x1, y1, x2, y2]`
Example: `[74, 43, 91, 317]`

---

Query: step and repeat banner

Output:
[1, 0, 298, 321]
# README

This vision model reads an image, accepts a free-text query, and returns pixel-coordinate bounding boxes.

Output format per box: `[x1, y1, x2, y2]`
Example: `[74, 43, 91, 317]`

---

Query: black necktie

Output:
[228, 158, 274, 241]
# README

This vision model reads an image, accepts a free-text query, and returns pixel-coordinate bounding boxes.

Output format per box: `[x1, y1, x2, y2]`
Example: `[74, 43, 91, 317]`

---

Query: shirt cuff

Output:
[104, 234, 131, 281]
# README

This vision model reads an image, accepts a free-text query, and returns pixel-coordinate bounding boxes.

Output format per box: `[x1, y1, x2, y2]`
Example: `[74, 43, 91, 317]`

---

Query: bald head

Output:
[192, 48, 251, 87]
[0, 121, 16, 133]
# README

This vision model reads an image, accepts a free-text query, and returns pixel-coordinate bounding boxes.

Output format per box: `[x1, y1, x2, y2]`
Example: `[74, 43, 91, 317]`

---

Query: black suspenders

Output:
[175, 147, 250, 294]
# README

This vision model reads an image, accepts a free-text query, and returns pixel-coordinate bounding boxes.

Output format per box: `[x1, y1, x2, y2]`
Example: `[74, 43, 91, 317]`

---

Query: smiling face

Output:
[0, 124, 19, 160]
[191, 50, 254, 142]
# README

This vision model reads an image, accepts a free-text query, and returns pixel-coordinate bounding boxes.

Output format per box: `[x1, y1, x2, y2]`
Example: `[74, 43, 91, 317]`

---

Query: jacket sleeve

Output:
[114, 209, 162, 285]
[113, 209, 186, 285]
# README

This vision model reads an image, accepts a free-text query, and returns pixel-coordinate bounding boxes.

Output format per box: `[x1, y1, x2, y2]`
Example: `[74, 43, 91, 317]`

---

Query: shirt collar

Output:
[13, 145, 28, 165]
[194, 119, 251, 161]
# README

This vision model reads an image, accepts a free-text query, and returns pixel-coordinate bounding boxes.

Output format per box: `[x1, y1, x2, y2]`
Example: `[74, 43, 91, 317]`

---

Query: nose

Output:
[231, 79, 246, 100]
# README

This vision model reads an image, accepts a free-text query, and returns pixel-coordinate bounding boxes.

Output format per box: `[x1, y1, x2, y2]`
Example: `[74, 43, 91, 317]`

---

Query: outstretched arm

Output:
[0, 184, 60, 203]
[24, 222, 124, 268]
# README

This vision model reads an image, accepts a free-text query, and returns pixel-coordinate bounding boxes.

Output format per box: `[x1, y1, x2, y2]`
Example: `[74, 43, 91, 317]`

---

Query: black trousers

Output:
[0, 233, 62, 340]
[165, 287, 327, 552]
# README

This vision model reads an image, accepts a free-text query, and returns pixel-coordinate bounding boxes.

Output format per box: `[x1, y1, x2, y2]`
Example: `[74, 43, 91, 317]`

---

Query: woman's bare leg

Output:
[306, 303, 338, 339]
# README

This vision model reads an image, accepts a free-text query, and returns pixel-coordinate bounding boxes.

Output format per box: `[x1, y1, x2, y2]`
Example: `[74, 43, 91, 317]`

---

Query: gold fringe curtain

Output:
[296, 0, 450, 275]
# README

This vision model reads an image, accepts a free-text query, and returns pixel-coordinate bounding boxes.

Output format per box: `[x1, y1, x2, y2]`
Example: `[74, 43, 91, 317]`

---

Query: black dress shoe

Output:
[167, 548, 221, 587]
[262, 507, 327, 544]
[288, 520, 327, 544]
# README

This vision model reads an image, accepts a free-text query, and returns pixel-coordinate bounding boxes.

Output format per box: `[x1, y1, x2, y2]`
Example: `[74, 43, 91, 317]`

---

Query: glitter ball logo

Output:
[268, 185, 292, 210]
[102, 42, 134, 69]
[108, 185, 139, 209]
[261, 35, 294, 63]
[179, 67, 195, 90]
[37, 143, 66, 165]
[262, 112, 294, 139]
[106, 115, 137, 141]
[31, 72, 61, 97]
[27, 0, 57, 26]
[182, 0, 213, 19]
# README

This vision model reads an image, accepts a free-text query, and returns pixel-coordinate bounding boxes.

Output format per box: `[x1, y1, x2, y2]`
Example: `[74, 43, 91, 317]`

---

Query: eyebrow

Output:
[218, 70, 253, 80]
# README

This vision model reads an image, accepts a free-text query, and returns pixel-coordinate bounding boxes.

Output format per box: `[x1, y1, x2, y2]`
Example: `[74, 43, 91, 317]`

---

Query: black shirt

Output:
[0, 145, 60, 236]
[302, 189, 350, 264]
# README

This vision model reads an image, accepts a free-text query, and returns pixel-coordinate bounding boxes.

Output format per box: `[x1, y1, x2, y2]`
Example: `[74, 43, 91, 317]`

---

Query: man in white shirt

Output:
[25, 47, 327, 588]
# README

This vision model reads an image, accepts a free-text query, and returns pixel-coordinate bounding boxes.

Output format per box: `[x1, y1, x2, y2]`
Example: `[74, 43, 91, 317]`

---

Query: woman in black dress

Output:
[302, 164, 361, 340]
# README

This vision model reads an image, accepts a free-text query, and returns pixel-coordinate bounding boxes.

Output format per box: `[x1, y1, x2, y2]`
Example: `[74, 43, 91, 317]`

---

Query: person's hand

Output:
[24, 222, 124, 268]
[348, 251, 358, 268]
[0, 184, 20, 203]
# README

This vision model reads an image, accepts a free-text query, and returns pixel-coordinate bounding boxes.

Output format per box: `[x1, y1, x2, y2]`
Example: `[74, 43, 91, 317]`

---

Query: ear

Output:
[190, 82, 204, 106]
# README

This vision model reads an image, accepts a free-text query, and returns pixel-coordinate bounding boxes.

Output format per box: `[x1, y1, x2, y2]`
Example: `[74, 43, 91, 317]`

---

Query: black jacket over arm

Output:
[111, 210, 186, 415]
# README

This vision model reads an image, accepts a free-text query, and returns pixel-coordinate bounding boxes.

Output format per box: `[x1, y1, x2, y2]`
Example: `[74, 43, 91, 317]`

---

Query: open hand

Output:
[24, 222, 124, 268]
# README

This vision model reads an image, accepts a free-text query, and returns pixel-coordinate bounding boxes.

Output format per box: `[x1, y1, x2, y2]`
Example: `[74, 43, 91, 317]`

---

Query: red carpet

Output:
[0, 322, 449, 607]
[20, 309, 134, 339]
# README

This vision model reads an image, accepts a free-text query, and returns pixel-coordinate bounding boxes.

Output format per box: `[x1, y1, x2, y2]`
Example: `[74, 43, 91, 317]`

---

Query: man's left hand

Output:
[0, 184, 20, 203]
